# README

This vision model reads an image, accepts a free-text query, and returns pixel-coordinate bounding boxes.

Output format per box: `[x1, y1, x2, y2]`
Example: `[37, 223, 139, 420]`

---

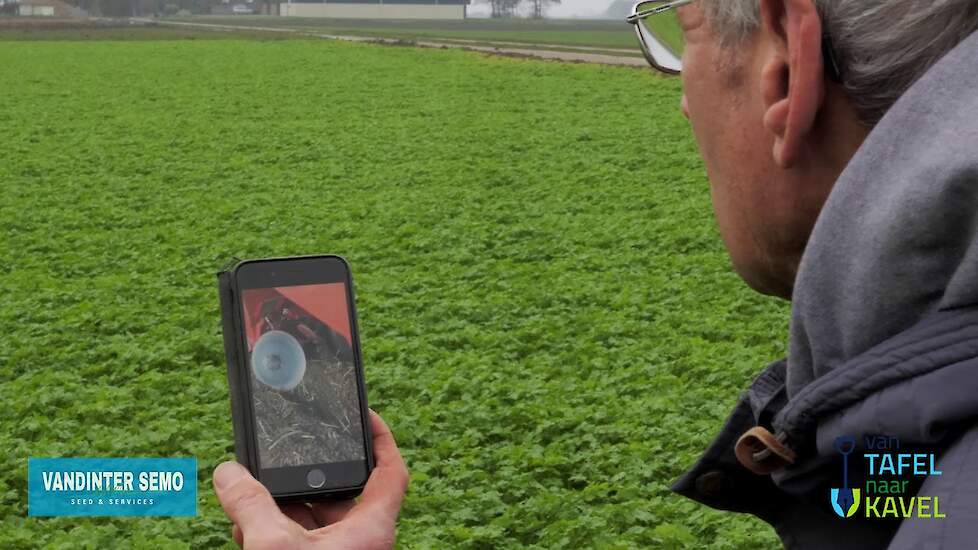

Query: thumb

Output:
[213, 461, 293, 546]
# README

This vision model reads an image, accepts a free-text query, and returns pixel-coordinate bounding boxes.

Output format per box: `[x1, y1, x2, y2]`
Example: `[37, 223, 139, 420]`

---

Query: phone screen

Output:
[240, 281, 366, 471]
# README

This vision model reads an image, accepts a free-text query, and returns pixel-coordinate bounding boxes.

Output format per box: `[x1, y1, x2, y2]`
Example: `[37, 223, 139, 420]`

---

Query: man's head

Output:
[674, 0, 978, 299]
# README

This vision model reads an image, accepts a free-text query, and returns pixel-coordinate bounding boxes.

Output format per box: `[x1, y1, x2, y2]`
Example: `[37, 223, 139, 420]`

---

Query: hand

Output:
[213, 410, 409, 549]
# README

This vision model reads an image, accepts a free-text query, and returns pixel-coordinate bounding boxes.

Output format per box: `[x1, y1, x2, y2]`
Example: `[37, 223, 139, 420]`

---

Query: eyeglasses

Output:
[627, 0, 844, 81]
[626, 0, 694, 75]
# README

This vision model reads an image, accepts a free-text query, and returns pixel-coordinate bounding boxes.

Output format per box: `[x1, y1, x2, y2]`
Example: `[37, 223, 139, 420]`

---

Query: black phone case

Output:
[217, 255, 374, 502]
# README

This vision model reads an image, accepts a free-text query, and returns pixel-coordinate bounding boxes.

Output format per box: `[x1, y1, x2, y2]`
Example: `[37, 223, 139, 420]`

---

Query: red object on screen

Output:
[241, 283, 351, 350]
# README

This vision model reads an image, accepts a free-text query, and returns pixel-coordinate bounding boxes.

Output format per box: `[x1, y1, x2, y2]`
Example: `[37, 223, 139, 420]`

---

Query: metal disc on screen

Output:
[251, 330, 307, 391]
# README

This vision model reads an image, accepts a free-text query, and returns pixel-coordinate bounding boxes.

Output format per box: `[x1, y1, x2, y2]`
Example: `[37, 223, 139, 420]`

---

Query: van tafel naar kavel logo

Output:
[831, 435, 945, 520]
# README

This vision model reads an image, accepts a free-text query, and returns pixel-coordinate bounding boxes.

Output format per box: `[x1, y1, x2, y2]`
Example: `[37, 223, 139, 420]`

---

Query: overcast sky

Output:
[468, 0, 617, 18]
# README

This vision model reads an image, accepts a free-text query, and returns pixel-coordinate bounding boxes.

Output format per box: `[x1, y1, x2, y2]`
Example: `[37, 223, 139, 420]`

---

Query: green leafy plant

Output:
[0, 36, 785, 549]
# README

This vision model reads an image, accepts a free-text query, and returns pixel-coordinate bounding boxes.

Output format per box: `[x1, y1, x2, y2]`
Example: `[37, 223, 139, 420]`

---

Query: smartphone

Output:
[217, 255, 374, 501]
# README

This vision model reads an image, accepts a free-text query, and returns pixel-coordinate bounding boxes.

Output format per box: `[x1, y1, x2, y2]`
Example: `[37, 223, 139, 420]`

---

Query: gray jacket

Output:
[673, 29, 978, 549]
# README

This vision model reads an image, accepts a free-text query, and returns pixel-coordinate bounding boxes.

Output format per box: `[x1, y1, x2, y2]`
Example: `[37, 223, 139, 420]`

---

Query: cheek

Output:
[680, 49, 716, 144]
[681, 62, 724, 175]
[680, 53, 768, 280]
[682, 49, 760, 186]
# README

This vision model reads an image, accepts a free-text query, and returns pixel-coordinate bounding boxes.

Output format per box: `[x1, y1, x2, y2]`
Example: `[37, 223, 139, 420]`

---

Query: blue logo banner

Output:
[28, 457, 197, 517]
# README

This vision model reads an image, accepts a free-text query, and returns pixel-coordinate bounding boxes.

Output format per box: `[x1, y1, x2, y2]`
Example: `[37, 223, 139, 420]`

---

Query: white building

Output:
[15, 0, 74, 16]
[280, 0, 470, 20]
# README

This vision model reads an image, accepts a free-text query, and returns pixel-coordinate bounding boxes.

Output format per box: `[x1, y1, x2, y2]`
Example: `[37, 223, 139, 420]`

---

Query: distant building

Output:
[280, 0, 470, 20]
[15, 0, 77, 16]
[211, 1, 264, 15]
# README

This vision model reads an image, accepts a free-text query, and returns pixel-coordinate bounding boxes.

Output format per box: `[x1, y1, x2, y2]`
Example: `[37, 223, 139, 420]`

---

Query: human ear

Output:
[758, 0, 826, 168]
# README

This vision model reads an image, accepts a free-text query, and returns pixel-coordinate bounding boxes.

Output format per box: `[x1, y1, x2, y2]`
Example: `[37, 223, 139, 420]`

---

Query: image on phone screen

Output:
[240, 283, 365, 469]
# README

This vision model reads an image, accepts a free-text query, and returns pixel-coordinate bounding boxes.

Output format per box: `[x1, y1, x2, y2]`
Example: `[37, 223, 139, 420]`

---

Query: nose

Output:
[681, 94, 690, 120]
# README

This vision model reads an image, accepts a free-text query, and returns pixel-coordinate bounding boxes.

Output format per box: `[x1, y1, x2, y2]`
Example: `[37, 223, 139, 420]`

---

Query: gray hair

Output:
[702, 0, 978, 124]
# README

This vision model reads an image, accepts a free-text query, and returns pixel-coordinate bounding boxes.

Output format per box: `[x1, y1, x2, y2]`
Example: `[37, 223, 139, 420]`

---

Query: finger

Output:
[355, 410, 410, 518]
[232, 524, 243, 547]
[281, 503, 320, 530]
[213, 461, 295, 545]
[310, 499, 356, 526]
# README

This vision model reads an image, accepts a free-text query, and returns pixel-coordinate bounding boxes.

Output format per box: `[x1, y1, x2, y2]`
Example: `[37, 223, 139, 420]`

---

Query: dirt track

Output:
[131, 18, 650, 67]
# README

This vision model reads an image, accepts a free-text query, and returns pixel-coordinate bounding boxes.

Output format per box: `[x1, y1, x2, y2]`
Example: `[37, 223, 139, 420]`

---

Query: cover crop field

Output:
[0, 33, 786, 548]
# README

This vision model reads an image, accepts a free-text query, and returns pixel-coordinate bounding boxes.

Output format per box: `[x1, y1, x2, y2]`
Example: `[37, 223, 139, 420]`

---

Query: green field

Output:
[0, 32, 786, 548]
[0, 21, 301, 41]
[175, 15, 642, 50]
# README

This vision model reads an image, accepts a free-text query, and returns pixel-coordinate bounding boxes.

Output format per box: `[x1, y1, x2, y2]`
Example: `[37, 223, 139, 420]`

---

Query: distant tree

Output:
[96, 0, 133, 15]
[526, 0, 559, 19]
[65, 0, 101, 16]
[604, 0, 634, 19]
[481, 0, 521, 18]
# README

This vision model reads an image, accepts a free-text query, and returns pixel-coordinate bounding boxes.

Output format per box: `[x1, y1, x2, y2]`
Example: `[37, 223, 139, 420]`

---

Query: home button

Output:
[306, 469, 326, 489]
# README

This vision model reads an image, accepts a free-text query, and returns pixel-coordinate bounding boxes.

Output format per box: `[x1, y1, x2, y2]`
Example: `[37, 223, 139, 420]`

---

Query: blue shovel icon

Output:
[834, 436, 857, 512]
